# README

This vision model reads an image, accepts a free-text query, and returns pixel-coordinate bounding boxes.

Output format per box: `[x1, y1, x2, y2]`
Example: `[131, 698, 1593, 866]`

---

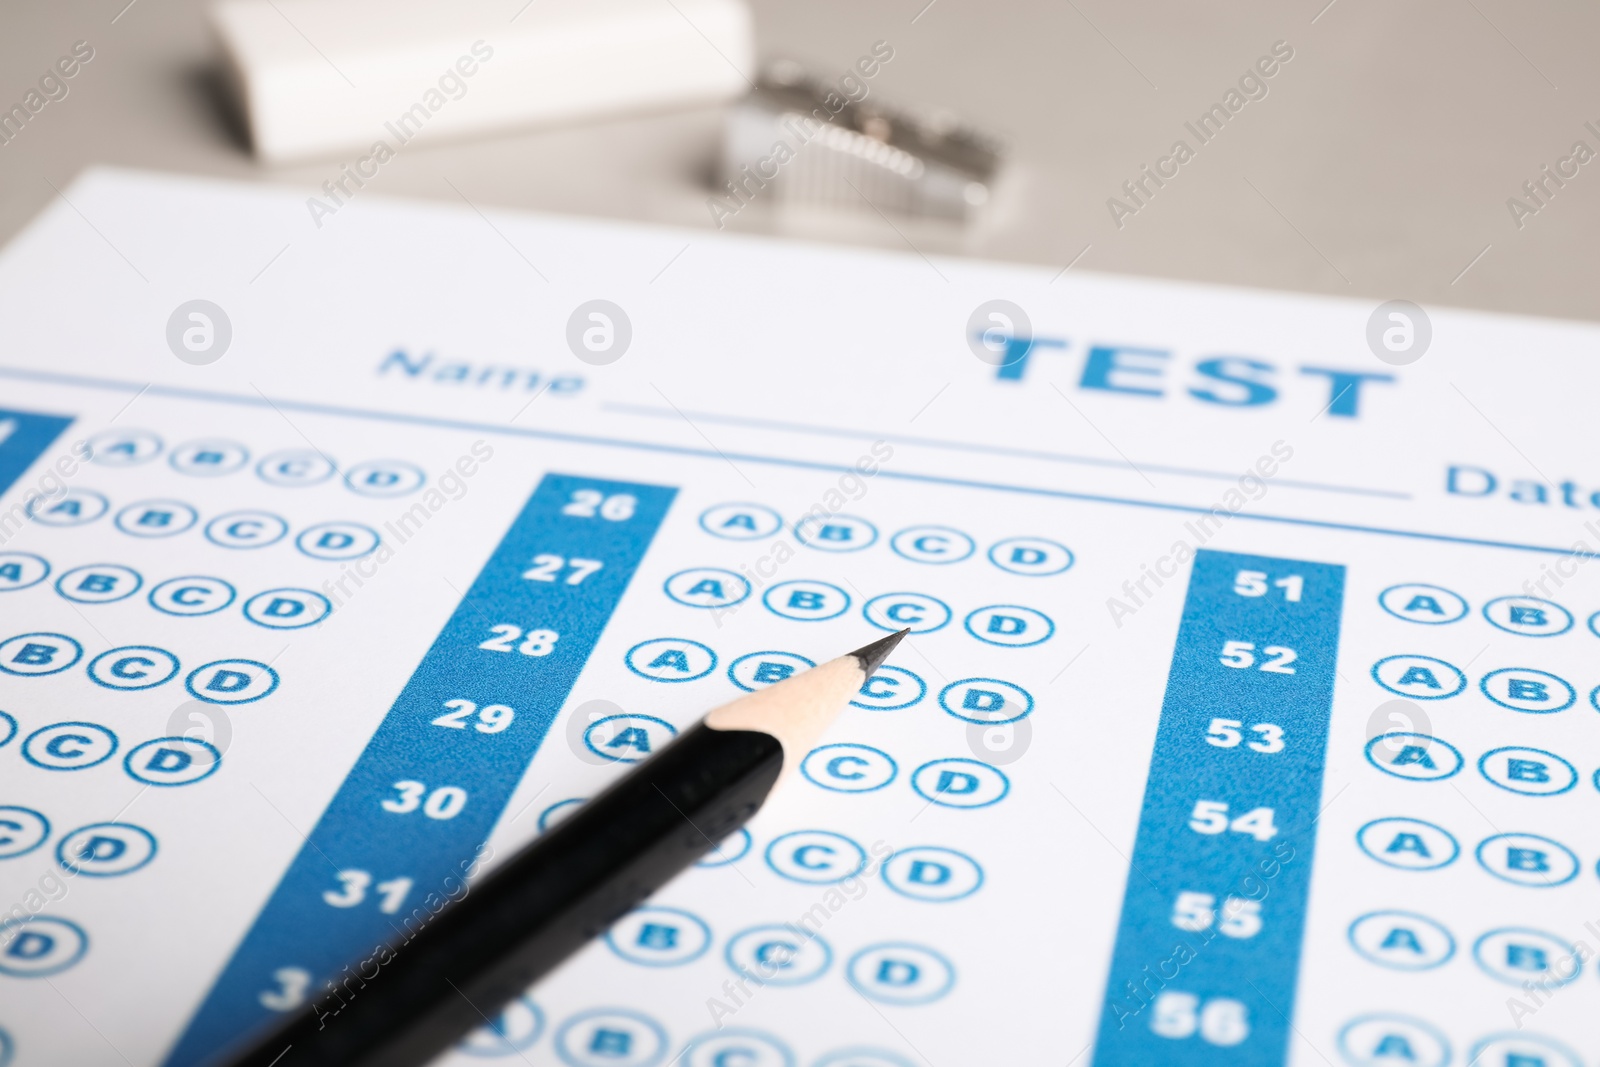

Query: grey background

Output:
[2, 0, 1597, 321]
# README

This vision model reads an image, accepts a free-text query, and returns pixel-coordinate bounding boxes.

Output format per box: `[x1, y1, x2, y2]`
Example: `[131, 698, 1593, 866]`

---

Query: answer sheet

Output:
[0, 169, 1596, 1067]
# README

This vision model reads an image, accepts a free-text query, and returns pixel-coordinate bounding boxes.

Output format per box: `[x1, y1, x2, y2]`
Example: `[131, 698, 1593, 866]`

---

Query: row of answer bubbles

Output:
[15, 499, 381, 558]
[1365, 732, 1594, 795]
[1347, 909, 1592, 992]
[800, 746, 1010, 809]
[604, 904, 957, 1001]
[84, 430, 426, 496]
[699, 502, 1073, 575]
[0, 713, 222, 786]
[621, 639, 1035, 723]
[1337, 1014, 1579, 1067]
[1379, 582, 1600, 638]
[0, 556, 332, 628]
[452, 994, 925, 1066]
[1355, 816, 1595, 887]
[0, 805, 157, 877]
[537, 800, 983, 906]
[661, 571, 1057, 645]
[0, 635, 278, 703]
[1372, 654, 1598, 713]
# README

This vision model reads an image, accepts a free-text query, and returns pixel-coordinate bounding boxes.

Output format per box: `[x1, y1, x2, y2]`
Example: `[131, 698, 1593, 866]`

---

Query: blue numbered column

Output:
[0, 408, 73, 495]
[165, 474, 676, 1066]
[1092, 548, 1345, 1067]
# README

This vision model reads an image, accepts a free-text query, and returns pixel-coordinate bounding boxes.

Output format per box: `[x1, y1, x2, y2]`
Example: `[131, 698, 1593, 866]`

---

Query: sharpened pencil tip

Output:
[848, 629, 910, 677]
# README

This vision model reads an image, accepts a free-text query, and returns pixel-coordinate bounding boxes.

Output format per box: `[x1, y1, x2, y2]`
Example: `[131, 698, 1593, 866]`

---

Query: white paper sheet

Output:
[0, 168, 1596, 1067]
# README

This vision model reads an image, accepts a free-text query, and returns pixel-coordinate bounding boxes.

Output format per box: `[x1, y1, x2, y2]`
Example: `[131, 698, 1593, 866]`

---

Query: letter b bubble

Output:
[1477, 746, 1577, 796]
[1475, 832, 1579, 887]
[1480, 668, 1575, 713]
[54, 564, 141, 604]
[1472, 928, 1581, 989]
[729, 651, 815, 692]
[115, 499, 200, 537]
[763, 580, 850, 621]
[604, 906, 711, 967]
[1467, 1035, 1583, 1067]
[552, 1008, 666, 1067]
[0, 633, 83, 676]
[794, 514, 877, 553]
[1482, 596, 1572, 637]
[169, 439, 248, 476]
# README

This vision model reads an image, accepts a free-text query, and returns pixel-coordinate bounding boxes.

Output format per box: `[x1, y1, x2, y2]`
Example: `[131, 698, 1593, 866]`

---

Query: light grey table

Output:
[2, 0, 1597, 321]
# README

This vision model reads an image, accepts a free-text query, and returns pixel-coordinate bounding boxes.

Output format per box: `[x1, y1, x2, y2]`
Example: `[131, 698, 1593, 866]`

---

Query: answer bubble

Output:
[166, 299, 233, 365]
[966, 300, 1031, 367]
[1365, 300, 1431, 365]
[566, 300, 632, 365]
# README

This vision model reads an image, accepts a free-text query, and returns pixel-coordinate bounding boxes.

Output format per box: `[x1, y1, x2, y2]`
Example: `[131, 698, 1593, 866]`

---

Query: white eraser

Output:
[211, 0, 754, 162]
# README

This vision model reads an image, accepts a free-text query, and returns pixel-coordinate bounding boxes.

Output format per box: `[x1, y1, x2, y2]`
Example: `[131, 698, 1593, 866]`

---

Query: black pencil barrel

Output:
[212, 722, 785, 1067]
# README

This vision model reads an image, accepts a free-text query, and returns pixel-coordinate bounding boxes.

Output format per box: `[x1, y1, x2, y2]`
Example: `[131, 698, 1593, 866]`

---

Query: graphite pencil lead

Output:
[849, 628, 910, 677]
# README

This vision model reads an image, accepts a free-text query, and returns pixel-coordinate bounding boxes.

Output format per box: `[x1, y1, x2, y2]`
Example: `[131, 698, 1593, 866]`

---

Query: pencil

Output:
[213, 628, 910, 1067]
